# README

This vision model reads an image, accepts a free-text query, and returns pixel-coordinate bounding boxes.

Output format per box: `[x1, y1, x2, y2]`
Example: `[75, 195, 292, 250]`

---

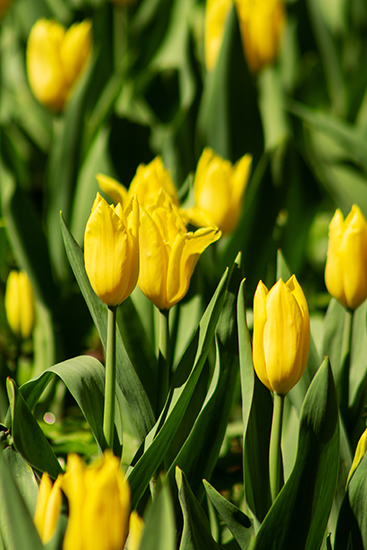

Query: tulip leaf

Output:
[127, 266, 229, 509]
[203, 480, 254, 549]
[176, 467, 222, 550]
[334, 452, 367, 549]
[6, 378, 63, 480]
[166, 255, 242, 501]
[196, 5, 263, 163]
[138, 479, 176, 550]
[1, 447, 39, 517]
[250, 357, 339, 550]
[0, 446, 44, 550]
[19, 355, 122, 457]
[0, 165, 59, 313]
[237, 280, 272, 523]
[60, 213, 156, 440]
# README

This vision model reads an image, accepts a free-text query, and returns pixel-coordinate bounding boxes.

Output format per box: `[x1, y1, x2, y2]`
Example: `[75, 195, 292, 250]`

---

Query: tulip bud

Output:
[61, 452, 130, 550]
[26, 19, 91, 111]
[204, 0, 233, 71]
[183, 148, 252, 235]
[97, 157, 179, 211]
[252, 275, 310, 395]
[5, 270, 35, 340]
[34, 473, 62, 543]
[84, 193, 139, 306]
[128, 511, 145, 550]
[138, 190, 221, 310]
[235, 0, 285, 73]
[325, 205, 367, 311]
[346, 428, 367, 487]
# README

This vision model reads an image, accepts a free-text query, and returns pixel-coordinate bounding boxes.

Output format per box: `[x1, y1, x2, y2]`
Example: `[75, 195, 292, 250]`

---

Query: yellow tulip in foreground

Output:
[325, 205, 367, 311]
[34, 474, 62, 544]
[97, 157, 179, 210]
[138, 190, 221, 310]
[61, 452, 130, 550]
[205, 0, 233, 71]
[253, 275, 310, 395]
[235, 0, 285, 73]
[128, 511, 145, 550]
[183, 148, 252, 235]
[5, 270, 35, 339]
[84, 193, 139, 306]
[27, 19, 91, 111]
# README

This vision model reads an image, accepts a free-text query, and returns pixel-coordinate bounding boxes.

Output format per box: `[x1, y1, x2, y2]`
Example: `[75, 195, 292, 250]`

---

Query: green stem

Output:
[340, 308, 353, 424]
[157, 308, 170, 415]
[103, 305, 117, 450]
[269, 392, 285, 503]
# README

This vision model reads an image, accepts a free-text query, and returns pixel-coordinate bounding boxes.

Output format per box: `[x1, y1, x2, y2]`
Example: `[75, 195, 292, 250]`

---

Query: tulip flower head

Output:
[138, 190, 221, 310]
[235, 0, 285, 73]
[27, 19, 92, 111]
[183, 148, 252, 235]
[61, 452, 130, 550]
[97, 157, 179, 210]
[325, 205, 367, 311]
[34, 473, 62, 544]
[84, 193, 139, 306]
[5, 270, 35, 340]
[205, 0, 233, 71]
[252, 275, 310, 395]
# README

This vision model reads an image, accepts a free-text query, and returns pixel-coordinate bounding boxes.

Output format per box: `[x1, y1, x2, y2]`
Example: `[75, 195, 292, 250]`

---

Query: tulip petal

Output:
[138, 207, 169, 310]
[60, 20, 91, 85]
[341, 205, 367, 310]
[84, 195, 132, 305]
[129, 157, 179, 208]
[253, 280, 272, 390]
[325, 209, 347, 307]
[263, 279, 304, 394]
[96, 173, 128, 206]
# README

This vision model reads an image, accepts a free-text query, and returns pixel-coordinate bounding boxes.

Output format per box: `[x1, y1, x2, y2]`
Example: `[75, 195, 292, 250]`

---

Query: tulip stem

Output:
[340, 309, 353, 423]
[157, 308, 170, 415]
[269, 392, 285, 503]
[103, 305, 117, 450]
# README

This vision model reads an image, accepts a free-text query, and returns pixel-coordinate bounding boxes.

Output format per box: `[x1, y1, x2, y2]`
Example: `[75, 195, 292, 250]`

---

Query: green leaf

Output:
[250, 358, 339, 550]
[176, 467, 222, 550]
[139, 480, 176, 550]
[0, 446, 44, 550]
[166, 255, 242, 501]
[20, 355, 122, 457]
[204, 480, 254, 550]
[334, 452, 367, 549]
[127, 267, 229, 509]
[196, 5, 263, 163]
[257, 66, 289, 152]
[0, 165, 59, 312]
[60, 213, 156, 440]
[7, 378, 63, 479]
[237, 281, 272, 523]
[2, 447, 38, 517]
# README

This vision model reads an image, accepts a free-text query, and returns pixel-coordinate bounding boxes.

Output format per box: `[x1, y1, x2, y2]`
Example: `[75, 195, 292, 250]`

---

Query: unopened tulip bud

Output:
[235, 0, 285, 73]
[84, 193, 139, 306]
[26, 19, 92, 111]
[252, 275, 310, 395]
[325, 205, 367, 311]
[183, 148, 252, 235]
[5, 270, 35, 340]
[34, 473, 62, 543]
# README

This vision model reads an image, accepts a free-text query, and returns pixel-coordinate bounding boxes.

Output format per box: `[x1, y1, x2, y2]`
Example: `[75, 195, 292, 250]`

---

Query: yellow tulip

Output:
[204, 0, 233, 71]
[128, 511, 145, 550]
[84, 193, 139, 306]
[138, 190, 221, 310]
[34, 473, 62, 544]
[235, 0, 285, 73]
[253, 275, 310, 395]
[325, 205, 367, 311]
[5, 270, 35, 339]
[96, 157, 179, 210]
[183, 148, 252, 235]
[346, 428, 367, 487]
[61, 452, 130, 550]
[26, 19, 91, 111]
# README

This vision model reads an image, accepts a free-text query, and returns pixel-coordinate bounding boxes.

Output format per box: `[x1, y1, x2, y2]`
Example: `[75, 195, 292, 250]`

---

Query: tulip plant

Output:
[2, 0, 367, 549]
